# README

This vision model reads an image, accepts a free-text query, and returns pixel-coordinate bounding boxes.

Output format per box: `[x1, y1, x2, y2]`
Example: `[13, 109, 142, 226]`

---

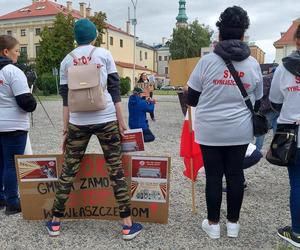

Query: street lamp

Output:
[130, 0, 137, 89]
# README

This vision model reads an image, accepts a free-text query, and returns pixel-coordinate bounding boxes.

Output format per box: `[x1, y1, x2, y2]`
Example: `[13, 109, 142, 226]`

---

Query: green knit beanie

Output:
[74, 19, 97, 45]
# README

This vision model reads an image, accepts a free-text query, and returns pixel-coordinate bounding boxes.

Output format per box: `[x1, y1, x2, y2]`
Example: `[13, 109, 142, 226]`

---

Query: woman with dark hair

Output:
[187, 6, 263, 239]
[0, 35, 36, 215]
[269, 24, 300, 248]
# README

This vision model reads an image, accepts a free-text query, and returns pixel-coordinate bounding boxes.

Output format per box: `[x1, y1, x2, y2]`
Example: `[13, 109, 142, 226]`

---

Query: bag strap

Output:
[223, 58, 255, 114]
[68, 46, 98, 65]
[88, 46, 97, 59]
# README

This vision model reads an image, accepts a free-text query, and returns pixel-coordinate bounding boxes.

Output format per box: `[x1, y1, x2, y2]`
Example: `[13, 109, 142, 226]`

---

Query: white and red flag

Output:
[180, 107, 204, 181]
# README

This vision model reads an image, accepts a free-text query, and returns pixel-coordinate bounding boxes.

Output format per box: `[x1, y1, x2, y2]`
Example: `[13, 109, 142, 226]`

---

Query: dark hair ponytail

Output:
[0, 35, 19, 52]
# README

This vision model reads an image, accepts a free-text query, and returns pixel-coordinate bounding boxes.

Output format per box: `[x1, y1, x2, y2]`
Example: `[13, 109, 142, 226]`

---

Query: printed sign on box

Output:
[15, 154, 170, 224]
[18, 157, 58, 182]
[131, 156, 168, 203]
[121, 129, 144, 152]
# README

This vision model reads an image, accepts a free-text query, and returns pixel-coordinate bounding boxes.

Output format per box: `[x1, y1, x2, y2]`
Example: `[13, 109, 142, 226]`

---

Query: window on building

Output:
[35, 28, 41, 36]
[145, 52, 148, 60]
[110, 36, 113, 46]
[164, 56, 168, 61]
[35, 45, 41, 57]
[165, 67, 169, 74]
[20, 46, 27, 55]
[159, 56, 162, 61]
[7, 30, 12, 36]
[140, 51, 142, 61]
[21, 29, 26, 36]
[120, 39, 123, 48]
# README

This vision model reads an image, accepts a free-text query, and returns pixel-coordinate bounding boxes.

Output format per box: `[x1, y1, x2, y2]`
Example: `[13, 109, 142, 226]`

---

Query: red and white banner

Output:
[180, 107, 204, 181]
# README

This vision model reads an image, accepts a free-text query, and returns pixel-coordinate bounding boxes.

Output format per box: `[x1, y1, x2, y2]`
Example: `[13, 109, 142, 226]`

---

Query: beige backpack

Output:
[67, 47, 107, 112]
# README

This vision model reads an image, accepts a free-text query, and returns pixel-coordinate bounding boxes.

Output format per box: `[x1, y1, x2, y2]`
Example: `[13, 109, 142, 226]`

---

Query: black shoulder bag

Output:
[266, 122, 299, 167]
[223, 59, 268, 137]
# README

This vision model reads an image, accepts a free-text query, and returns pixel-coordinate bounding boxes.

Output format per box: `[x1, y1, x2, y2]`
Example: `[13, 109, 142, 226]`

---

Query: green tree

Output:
[89, 11, 107, 47]
[36, 13, 75, 76]
[169, 20, 212, 60]
[120, 77, 131, 95]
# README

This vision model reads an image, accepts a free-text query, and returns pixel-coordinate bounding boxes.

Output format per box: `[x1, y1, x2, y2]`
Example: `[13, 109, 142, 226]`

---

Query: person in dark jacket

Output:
[0, 35, 37, 215]
[269, 24, 300, 248]
[255, 68, 279, 151]
[136, 72, 156, 121]
[128, 87, 155, 142]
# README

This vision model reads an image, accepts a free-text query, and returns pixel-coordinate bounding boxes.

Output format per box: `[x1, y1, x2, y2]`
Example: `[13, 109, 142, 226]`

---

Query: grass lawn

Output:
[36, 90, 179, 101]
[153, 90, 178, 95]
[34, 94, 61, 101]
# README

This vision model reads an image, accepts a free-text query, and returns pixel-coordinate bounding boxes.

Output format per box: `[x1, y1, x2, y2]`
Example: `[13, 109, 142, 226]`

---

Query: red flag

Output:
[180, 107, 204, 181]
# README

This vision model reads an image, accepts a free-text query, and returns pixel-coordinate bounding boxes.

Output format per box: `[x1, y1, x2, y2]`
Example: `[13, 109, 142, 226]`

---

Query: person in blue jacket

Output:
[128, 87, 155, 142]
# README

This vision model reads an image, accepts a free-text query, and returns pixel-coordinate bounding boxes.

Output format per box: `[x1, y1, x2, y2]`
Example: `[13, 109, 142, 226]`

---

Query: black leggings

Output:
[149, 92, 155, 120]
[200, 144, 248, 223]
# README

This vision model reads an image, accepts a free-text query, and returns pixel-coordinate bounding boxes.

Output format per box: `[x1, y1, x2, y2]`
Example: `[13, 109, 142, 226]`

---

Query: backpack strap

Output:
[88, 46, 97, 60]
[68, 46, 97, 65]
[69, 52, 80, 65]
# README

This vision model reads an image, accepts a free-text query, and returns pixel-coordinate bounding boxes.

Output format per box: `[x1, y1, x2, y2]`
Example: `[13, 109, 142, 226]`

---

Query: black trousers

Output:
[200, 144, 248, 223]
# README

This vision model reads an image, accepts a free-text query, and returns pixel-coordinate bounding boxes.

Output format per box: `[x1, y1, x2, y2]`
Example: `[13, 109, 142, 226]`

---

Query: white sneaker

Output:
[227, 221, 240, 238]
[201, 219, 220, 239]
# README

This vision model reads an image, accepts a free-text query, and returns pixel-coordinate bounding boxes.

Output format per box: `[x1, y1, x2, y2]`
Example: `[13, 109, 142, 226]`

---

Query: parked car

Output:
[160, 85, 176, 90]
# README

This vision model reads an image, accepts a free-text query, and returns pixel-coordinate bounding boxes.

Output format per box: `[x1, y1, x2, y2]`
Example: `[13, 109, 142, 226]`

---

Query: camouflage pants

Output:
[52, 121, 131, 218]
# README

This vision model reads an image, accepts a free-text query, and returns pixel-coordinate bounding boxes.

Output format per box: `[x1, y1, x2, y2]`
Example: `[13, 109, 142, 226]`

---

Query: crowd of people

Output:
[0, 5, 299, 248]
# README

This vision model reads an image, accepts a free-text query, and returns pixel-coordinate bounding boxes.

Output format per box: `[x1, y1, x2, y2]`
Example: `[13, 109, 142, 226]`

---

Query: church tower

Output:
[176, 0, 188, 28]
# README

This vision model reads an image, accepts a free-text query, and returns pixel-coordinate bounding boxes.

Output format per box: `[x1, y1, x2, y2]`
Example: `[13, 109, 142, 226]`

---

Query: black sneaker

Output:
[277, 226, 300, 248]
[0, 200, 5, 210]
[5, 203, 21, 215]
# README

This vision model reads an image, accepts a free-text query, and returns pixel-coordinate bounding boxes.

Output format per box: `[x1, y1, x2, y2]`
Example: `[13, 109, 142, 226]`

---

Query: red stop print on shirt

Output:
[296, 76, 300, 84]
[0, 80, 4, 86]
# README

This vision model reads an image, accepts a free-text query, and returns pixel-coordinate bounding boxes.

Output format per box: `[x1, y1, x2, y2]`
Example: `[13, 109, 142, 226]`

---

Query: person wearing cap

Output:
[128, 87, 155, 142]
[46, 18, 143, 240]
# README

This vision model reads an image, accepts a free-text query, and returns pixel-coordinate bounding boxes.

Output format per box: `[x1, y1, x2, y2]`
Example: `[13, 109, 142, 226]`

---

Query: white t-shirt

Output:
[269, 64, 300, 148]
[188, 53, 263, 146]
[0, 64, 30, 132]
[60, 45, 117, 126]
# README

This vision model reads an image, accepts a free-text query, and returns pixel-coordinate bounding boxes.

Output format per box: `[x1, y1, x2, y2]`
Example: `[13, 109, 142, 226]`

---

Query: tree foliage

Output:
[88, 11, 107, 47]
[36, 13, 75, 76]
[169, 20, 212, 60]
[120, 77, 131, 95]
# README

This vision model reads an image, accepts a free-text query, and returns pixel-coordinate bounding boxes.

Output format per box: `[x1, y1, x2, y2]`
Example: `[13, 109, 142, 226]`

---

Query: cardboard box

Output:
[15, 154, 170, 224]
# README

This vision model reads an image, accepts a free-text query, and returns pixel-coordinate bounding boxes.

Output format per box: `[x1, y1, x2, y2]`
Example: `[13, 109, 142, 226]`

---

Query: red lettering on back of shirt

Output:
[296, 76, 300, 84]
[223, 70, 245, 79]
[224, 70, 230, 78]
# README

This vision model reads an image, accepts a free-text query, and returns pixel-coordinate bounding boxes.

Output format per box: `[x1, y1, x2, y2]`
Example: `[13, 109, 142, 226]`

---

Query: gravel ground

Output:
[0, 95, 295, 250]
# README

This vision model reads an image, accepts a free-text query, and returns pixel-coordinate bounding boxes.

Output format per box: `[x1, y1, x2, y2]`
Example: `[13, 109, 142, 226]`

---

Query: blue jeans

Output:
[242, 149, 263, 182]
[0, 133, 27, 206]
[143, 128, 155, 142]
[255, 111, 279, 151]
[288, 148, 300, 234]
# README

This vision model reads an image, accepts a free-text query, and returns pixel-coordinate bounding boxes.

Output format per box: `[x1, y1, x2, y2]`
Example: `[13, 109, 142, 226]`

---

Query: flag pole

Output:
[187, 106, 197, 214]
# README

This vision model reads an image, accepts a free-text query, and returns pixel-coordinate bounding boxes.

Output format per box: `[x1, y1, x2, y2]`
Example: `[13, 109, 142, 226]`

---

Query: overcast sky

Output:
[0, 0, 299, 62]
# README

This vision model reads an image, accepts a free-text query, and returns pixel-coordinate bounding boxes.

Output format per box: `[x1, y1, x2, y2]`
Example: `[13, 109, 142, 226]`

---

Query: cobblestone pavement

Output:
[0, 96, 294, 249]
